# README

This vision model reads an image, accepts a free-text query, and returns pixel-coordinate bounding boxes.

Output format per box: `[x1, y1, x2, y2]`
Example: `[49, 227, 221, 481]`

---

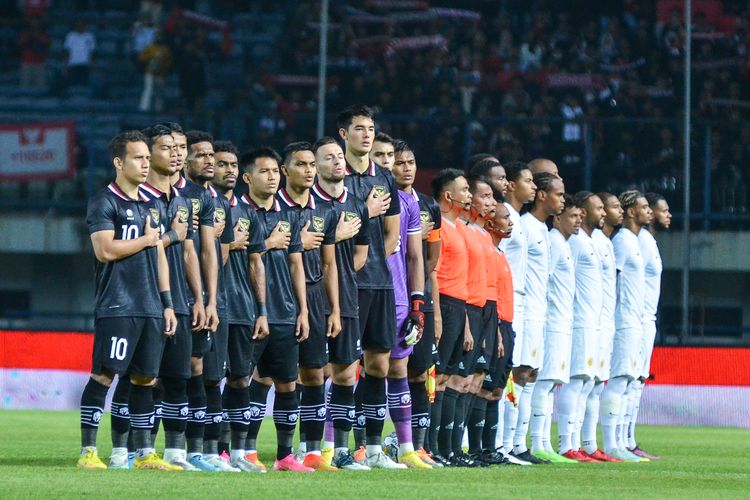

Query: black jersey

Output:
[86, 182, 163, 319]
[276, 188, 337, 286]
[414, 190, 441, 312]
[208, 185, 234, 319]
[240, 193, 303, 325]
[311, 183, 370, 318]
[174, 176, 214, 306]
[343, 160, 400, 290]
[139, 182, 194, 317]
[225, 194, 266, 326]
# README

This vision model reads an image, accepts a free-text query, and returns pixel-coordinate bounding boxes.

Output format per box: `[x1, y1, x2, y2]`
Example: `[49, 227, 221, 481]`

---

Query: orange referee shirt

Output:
[483, 229, 499, 303]
[464, 223, 488, 308]
[495, 248, 514, 322]
[436, 217, 469, 301]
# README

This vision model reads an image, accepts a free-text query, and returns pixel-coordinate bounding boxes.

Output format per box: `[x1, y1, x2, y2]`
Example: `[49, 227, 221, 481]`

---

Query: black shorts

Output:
[435, 294, 467, 376]
[91, 316, 166, 378]
[358, 288, 396, 351]
[459, 304, 485, 376]
[159, 314, 193, 379]
[328, 315, 361, 366]
[255, 323, 299, 383]
[474, 301, 499, 373]
[299, 283, 328, 369]
[227, 323, 257, 377]
[202, 319, 229, 382]
[192, 330, 212, 358]
[408, 310, 436, 374]
[483, 320, 515, 391]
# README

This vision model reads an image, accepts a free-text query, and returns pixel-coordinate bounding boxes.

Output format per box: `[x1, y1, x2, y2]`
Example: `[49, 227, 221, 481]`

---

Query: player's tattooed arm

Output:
[90, 215, 160, 262]
[183, 239, 206, 331]
[384, 214, 400, 256]
[321, 243, 341, 338]
[288, 252, 309, 342]
[199, 224, 219, 332]
[248, 252, 269, 340]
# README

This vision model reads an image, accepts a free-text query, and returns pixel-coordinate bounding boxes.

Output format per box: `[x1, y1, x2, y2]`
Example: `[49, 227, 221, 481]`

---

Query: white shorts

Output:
[640, 319, 657, 379]
[570, 326, 599, 379]
[510, 294, 525, 367]
[518, 318, 544, 369]
[609, 326, 643, 380]
[538, 328, 572, 383]
[596, 322, 616, 381]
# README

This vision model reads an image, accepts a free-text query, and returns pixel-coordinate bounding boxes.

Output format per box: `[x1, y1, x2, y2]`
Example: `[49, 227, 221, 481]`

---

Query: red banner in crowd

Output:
[0, 121, 76, 181]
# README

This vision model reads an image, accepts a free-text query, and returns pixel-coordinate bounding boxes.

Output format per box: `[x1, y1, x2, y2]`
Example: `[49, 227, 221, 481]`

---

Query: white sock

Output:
[365, 444, 381, 458]
[323, 440, 335, 451]
[617, 380, 633, 449]
[628, 379, 644, 449]
[298, 442, 307, 453]
[556, 378, 583, 454]
[503, 399, 518, 451]
[600, 376, 628, 452]
[110, 446, 128, 456]
[135, 447, 155, 458]
[230, 449, 245, 461]
[163, 448, 183, 462]
[398, 442, 415, 456]
[512, 382, 535, 454]
[495, 396, 505, 450]
[334, 446, 348, 456]
[529, 380, 554, 452]
[573, 379, 595, 450]
[582, 382, 604, 453]
[543, 391, 555, 453]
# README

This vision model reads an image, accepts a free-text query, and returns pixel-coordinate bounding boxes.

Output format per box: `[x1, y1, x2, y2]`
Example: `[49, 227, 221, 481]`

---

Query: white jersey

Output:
[638, 229, 663, 321]
[499, 203, 527, 296]
[612, 228, 645, 330]
[521, 212, 551, 318]
[568, 229, 603, 329]
[592, 229, 616, 327]
[546, 228, 575, 332]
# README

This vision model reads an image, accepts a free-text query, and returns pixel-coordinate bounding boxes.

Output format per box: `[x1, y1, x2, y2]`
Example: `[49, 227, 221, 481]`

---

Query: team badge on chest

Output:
[215, 208, 226, 223]
[237, 217, 250, 233]
[177, 206, 189, 223]
[312, 216, 325, 232]
[190, 198, 201, 215]
[149, 208, 160, 225]
[372, 185, 387, 198]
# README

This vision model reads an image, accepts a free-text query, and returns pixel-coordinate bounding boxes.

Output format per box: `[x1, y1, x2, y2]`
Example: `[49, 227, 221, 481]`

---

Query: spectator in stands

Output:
[63, 18, 96, 87]
[138, 30, 172, 112]
[19, 17, 50, 89]
[139, 0, 163, 25]
[131, 15, 156, 69]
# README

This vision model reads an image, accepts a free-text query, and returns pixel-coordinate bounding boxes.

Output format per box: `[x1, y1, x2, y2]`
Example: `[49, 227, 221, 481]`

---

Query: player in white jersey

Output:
[625, 193, 671, 461]
[497, 162, 536, 458]
[600, 191, 652, 462]
[530, 194, 580, 464]
[580, 192, 623, 462]
[510, 172, 565, 464]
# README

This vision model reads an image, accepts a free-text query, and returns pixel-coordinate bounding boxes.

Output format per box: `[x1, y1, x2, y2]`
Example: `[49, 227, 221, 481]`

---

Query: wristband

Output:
[410, 292, 425, 311]
[160, 291, 174, 309]
[165, 229, 179, 245]
[257, 303, 267, 316]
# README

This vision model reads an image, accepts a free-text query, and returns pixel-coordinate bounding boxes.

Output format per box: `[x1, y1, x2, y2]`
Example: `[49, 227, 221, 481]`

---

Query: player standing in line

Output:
[601, 191, 652, 462]
[529, 194, 580, 464]
[527, 158, 561, 179]
[370, 132, 396, 171]
[467, 158, 509, 200]
[626, 193, 671, 460]
[210, 140, 270, 472]
[277, 141, 341, 470]
[77, 131, 178, 470]
[555, 192, 602, 463]
[311, 137, 372, 471]
[239, 147, 312, 472]
[391, 141, 443, 467]
[580, 192, 623, 460]
[510, 173, 565, 464]
[497, 162, 535, 464]
[337, 106, 407, 469]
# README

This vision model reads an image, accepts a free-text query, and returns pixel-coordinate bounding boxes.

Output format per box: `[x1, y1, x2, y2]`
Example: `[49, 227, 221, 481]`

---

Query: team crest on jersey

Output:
[177, 206, 189, 223]
[149, 208, 160, 225]
[420, 210, 431, 224]
[190, 198, 201, 215]
[372, 185, 387, 198]
[279, 220, 291, 233]
[344, 211, 358, 222]
[215, 208, 226, 223]
[312, 215, 325, 232]
[237, 217, 250, 233]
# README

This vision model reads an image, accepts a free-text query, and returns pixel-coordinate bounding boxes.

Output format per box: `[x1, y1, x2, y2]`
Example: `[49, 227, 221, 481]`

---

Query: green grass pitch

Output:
[0, 410, 748, 499]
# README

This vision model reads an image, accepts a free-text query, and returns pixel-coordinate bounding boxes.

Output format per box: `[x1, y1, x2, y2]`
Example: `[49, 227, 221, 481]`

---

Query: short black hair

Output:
[619, 190, 644, 213]
[466, 174, 490, 195]
[109, 130, 147, 160]
[504, 160, 530, 183]
[562, 193, 578, 211]
[393, 140, 413, 155]
[241, 146, 282, 173]
[312, 136, 339, 155]
[185, 130, 214, 149]
[431, 168, 465, 200]
[158, 122, 184, 135]
[467, 158, 502, 178]
[533, 172, 560, 194]
[141, 124, 173, 148]
[213, 140, 239, 157]
[597, 191, 616, 205]
[573, 190, 597, 209]
[645, 192, 665, 208]
[336, 104, 376, 130]
[374, 131, 394, 145]
[466, 153, 496, 174]
[282, 141, 313, 167]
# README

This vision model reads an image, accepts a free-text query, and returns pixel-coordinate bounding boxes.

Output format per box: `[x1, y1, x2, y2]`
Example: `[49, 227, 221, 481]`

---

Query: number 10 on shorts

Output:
[109, 337, 128, 360]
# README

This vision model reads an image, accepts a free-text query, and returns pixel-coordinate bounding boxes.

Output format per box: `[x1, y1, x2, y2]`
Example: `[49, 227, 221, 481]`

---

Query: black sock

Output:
[329, 383, 355, 449]
[438, 388, 458, 457]
[225, 385, 251, 451]
[451, 392, 468, 455]
[409, 381, 430, 450]
[161, 377, 188, 450]
[245, 380, 270, 451]
[129, 383, 155, 452]
[110, 376, 131, 449]
[300, 384, 326, 452]
[273, 390, 299, 460]
[483, 399, 499, 452]
[361, 374, 386, 446]
[429, 390, 444, 454]
[186, 375, 206, 454]
[467, 396, 488, 454]
[203, 384, 222, 455]
[151, 384, 164, 444]
[80, 378, 109, 448]
[219, 388, 231, 454]
[353, 373, 366, 447]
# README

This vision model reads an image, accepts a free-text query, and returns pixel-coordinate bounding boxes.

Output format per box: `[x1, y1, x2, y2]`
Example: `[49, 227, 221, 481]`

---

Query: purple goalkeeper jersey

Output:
[387, 190, 422, 307]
